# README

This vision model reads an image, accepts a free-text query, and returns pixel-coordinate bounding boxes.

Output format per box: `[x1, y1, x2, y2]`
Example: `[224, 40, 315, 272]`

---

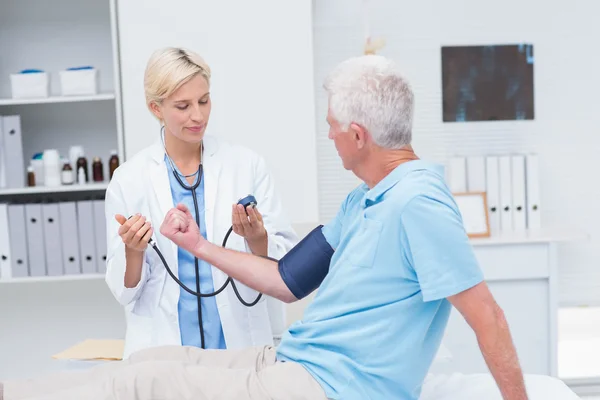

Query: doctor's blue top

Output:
[276, 160, 484, 400]
[166, 157, 226, 349]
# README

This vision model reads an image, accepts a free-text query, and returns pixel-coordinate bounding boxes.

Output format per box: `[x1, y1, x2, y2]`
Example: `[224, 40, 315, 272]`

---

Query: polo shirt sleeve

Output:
[320, 196, 347, 250]
[400, 194, 484, 302]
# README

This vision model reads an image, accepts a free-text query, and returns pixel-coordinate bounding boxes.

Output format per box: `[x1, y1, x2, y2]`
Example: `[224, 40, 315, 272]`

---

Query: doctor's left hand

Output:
[232, 204, 267, 244]
[160, 204, 205, 253]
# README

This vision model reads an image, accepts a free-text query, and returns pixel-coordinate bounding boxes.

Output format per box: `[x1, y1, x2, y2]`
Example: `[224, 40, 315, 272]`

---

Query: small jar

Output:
[61, 159, 73, 185]
[92, 157, 104, 182]
[108, 150, 119, 180]
[76, 156, 88, 182]
[27, 166, 35, 187]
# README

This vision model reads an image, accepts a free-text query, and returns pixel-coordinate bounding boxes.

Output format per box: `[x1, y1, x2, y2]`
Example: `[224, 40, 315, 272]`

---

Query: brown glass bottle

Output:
[76, 156, 88, 182]
[108, 150, 119, 180]
[92, 157, 104, 182]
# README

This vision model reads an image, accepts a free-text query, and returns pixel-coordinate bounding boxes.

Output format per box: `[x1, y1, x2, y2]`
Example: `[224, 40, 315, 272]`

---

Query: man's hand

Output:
[448, 282, 528, 400]
[160, 204, 204, 253]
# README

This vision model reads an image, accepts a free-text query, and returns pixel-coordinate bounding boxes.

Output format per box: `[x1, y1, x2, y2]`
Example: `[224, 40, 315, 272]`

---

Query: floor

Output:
[558, 307, 600, 379]
[559, 306, 600, 398]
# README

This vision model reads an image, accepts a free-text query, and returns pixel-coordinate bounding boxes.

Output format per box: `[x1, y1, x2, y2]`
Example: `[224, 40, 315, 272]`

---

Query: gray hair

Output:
[323, 55, 414, 149]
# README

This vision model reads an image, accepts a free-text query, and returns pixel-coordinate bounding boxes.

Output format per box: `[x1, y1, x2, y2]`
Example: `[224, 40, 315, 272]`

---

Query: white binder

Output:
[8, 204, 29, 277]
[42, 203, 64, 276]
[77, 200, 97, 274]
[0, 203, 12, 279]
[1, 116, 25, 189]
[498, 156, 513, 232]
[447, 157, 467, 193]
[485, 156, 501, 235]
[92, 199, 107, 273]
[25, 203, 46, 276]
[526, 154, 542, 231]
[466, 156, 486, 192]
[511, 155, 527, 232]
[0, 117, 6, 189]
[59, 202, 82, 275]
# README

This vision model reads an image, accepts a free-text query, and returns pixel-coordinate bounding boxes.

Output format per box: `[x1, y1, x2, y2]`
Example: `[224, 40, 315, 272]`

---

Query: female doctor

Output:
[104, 47, 298, 358]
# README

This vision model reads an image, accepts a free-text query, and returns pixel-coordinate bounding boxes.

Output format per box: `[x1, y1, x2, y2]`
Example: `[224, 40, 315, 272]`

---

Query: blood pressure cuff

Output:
[278, 225, 334, 300]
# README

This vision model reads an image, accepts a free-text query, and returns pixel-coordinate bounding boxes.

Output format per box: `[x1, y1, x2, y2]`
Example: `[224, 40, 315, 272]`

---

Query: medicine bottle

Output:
[61, 159, 74, 185]
[108, 150, 119, 180]
[76, 156, 89, 182]
[27, 166, 35, 187]
[92, 157, 104, 182]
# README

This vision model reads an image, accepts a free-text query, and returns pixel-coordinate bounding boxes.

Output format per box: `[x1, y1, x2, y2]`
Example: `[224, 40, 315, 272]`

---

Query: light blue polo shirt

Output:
[276, 160, 484, 400]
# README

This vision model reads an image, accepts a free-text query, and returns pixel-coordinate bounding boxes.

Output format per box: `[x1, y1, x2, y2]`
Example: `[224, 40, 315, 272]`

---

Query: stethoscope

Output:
[142, 127, 263, 348]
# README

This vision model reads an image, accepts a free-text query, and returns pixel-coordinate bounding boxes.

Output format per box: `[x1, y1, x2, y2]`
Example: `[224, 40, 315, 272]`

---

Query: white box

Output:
[10, 72, 49, 99]
[59, 69, 98, 96]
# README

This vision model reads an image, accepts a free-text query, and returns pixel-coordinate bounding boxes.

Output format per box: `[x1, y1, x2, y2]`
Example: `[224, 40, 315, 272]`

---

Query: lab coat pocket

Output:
[348, 218, 383, 268]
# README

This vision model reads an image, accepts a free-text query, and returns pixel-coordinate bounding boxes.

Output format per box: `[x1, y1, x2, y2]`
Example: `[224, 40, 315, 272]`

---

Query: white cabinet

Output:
[0, 0, 124, 191]
[0, 0, 125, 381]
[434, 232, 584, 377]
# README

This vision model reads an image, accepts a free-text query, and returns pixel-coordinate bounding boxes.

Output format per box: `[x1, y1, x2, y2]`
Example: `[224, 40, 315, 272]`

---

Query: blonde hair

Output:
[144, 47, 211, 117]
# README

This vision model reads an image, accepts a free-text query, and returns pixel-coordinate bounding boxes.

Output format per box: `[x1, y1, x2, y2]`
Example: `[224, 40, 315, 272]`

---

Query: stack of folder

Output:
[446, 154, 541, 236]
[0, 199, 107, 280]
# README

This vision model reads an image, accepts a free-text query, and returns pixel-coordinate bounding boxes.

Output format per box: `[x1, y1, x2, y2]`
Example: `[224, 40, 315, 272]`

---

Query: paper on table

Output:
[52, 339, 124, 361]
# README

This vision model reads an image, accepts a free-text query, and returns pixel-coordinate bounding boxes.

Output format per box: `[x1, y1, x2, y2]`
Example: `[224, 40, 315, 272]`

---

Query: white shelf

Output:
[470, 229, 589, 246]
[0, 93, 115, 106]
[0, 273, 104, 284]
[0, 182, 108, 196]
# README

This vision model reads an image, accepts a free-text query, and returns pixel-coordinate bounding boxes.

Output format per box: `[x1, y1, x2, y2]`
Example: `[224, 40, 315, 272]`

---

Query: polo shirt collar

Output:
[361, 160, 443, 206]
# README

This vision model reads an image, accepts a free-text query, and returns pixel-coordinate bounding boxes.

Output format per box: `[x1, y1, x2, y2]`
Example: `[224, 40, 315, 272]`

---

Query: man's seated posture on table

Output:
[0, 55, 528, 400]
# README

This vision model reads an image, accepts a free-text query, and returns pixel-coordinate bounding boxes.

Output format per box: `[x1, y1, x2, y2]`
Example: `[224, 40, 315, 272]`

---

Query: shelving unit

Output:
[0, 93, 116, 106]
[0, 0, 126, 381]
[0, 273, 104, 284]
[0, 183, 108, 197]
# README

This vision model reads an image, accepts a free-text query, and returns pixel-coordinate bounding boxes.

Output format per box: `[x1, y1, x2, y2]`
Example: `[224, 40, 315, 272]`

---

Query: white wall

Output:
[313, 0, 600, 306]
[116, 0, 319, 224]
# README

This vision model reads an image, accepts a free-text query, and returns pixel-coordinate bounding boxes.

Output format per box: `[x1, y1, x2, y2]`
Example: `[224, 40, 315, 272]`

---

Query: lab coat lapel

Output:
[149, 143, 178, 277]
[202, 137, 228, 291]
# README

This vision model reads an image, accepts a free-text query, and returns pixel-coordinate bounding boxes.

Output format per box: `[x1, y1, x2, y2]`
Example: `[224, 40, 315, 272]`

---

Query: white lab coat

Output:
[104, 135, 298, 358]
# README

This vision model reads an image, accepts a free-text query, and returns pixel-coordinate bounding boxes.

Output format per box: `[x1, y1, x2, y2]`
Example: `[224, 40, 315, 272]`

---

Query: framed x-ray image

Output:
[454, 192, 491, 238]
[442, 44, 534, 122]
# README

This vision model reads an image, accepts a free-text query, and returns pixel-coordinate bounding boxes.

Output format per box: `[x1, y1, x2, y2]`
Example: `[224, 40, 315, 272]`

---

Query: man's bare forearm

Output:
[193, 242, 297, 303]
[477, 306, 528, 400]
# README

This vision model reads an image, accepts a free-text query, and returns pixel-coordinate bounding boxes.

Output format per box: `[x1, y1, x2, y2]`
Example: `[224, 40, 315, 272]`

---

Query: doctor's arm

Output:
[448, 283, 528, 400]
[104, 175, 152, 306]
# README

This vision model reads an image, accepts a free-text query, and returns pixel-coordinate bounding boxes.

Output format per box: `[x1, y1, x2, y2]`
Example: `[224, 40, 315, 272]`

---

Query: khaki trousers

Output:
[1, 345, 328, 400]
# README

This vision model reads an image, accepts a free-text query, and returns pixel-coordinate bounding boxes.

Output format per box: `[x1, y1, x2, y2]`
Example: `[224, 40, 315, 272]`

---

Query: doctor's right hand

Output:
[115, 214, 153, 252]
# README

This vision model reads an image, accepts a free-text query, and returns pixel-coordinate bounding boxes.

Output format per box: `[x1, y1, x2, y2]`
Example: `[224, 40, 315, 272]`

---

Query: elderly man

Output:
[1, 55, 527, 400]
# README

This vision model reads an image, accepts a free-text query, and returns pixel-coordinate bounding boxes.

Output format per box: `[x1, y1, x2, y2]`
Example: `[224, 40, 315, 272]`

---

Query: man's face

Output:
[326, 107, 359, 171]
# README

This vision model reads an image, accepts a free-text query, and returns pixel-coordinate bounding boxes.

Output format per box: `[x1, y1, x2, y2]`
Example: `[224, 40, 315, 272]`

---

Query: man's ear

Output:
[349, 122, 368, 149]
[149, 101, 163, 121]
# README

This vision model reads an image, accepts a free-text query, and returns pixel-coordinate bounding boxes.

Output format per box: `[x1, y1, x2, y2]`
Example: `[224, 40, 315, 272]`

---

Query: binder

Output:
[526, 154, 542, 231]
[511, 155, 527, 232]
[447, 157, 467, 193]
[42, 203, 64, 276]
[485, 156, 501, 235]
[498, 156, 513, 232]
[1, 116, 25, 189]
[92, 199, 107, 273]
[0, 204, 12, 279]
[59, 202, 82, 275]
[77, 200, 97, 274]
[0, 117, 6, 189]
[25, 203, 46, 276]
[466, 156, 486, 192]
[7, 204, 29, 277]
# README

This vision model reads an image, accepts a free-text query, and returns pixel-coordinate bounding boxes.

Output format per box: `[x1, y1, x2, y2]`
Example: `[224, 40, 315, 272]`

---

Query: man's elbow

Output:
[473, 301, 508, 338]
